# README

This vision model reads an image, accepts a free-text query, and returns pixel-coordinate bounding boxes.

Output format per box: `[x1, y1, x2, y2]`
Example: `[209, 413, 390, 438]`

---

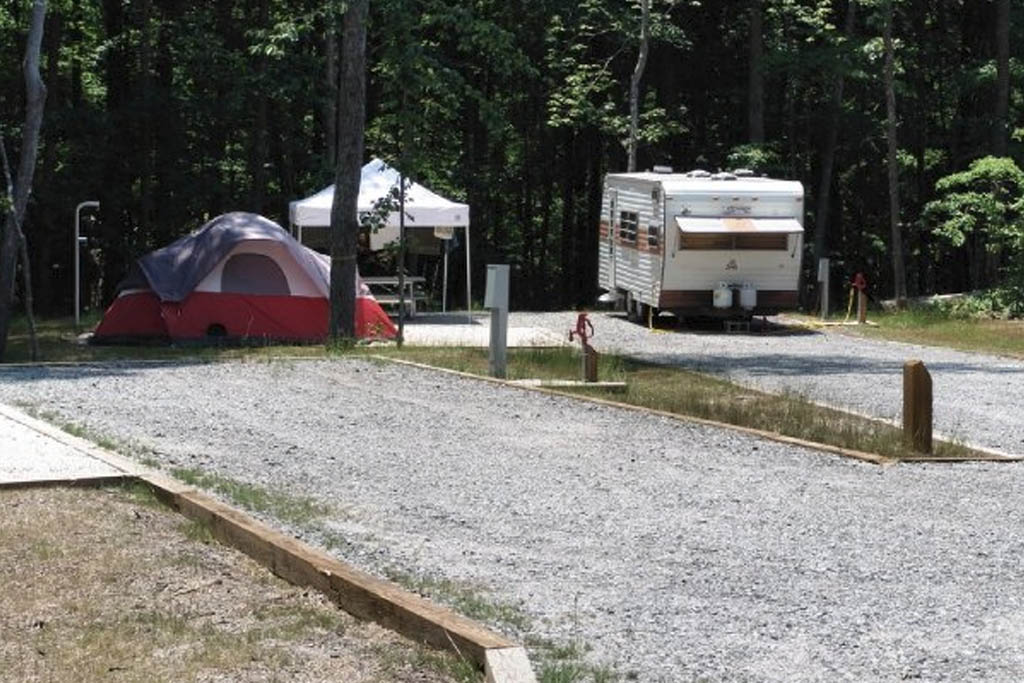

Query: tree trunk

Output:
[0, 0, 47, 362]
[328, 0, 368, 342]
[993, 0, 1010, 157]
[627, 0, 650, 172]
[813, 1, 857, 273]
[883, 0, 907, 301]
[17, 227, 38, 361]
[748, 0, 765, 144]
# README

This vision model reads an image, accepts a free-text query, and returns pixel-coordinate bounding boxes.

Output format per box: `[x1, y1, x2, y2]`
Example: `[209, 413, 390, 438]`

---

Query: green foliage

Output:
[726, 143, 785, 176]
[1, 0, 1022, 316]
[924, 156, 1024, 249]
[938, 288, 1024, 320]
[923, 157, 1024, 308]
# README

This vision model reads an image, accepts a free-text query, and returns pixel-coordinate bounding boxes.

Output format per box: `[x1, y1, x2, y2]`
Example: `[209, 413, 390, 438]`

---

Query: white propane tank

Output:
[740, 283, 757, 310]
[713, 282, 733, 309]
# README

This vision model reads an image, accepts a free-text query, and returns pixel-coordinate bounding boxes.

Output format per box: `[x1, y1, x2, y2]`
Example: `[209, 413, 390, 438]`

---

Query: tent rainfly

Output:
[288, 158, 471, 316]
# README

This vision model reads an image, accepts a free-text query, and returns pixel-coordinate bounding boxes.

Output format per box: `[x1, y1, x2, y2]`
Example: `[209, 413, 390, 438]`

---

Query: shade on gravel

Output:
[3, 358, 1024, 680]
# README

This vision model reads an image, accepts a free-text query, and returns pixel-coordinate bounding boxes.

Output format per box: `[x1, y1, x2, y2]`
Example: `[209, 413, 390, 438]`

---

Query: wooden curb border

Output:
[0, 404, 536, 683]
[372, 355, 1021, 466]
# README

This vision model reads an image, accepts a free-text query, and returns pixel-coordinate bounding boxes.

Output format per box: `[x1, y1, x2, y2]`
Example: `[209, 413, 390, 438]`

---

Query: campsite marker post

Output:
[484, 264, 510, 378]
[74, 200, 100, 329]
[903, 359, 933, 454]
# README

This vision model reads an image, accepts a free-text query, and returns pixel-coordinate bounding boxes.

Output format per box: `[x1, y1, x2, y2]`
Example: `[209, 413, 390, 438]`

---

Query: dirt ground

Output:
[0, 485, 477, 683]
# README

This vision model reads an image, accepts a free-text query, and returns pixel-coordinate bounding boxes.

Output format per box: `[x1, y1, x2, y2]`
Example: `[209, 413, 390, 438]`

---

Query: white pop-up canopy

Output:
[289, 158, 471, 315]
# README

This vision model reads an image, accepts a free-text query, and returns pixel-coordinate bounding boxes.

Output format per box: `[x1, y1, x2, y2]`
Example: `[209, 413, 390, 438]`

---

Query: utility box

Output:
[484, 264, 510, 310]
[485, 264, 510, 379]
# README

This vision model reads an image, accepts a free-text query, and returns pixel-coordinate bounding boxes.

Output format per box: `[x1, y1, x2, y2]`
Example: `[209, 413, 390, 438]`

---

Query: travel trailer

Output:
[598, 168, 804, 321]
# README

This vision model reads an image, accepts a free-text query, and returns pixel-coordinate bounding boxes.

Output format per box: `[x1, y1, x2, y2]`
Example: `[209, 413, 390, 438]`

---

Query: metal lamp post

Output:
[74, 200, 99, 328]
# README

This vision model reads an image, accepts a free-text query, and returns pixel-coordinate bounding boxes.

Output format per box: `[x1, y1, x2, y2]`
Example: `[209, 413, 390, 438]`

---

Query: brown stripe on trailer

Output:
[658, 289, 798, 312]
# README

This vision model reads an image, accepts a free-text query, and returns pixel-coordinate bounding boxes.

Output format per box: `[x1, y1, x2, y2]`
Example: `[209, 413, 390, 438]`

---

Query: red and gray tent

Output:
[93, 212, 396, 342]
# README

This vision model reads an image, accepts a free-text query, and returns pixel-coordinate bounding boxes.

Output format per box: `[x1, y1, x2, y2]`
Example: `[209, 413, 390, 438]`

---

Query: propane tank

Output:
[739, 283, 757, 310]
[713, 282, 733, 309]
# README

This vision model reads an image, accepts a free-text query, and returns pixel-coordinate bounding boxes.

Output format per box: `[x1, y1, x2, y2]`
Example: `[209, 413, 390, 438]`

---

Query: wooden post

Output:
[903, 360, 932, 454]
[857, 289, 867, 324]
[583, 345, 598, 383]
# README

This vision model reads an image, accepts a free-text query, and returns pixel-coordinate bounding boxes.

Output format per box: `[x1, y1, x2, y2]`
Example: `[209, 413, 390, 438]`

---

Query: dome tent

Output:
[93, 212, 396, 343]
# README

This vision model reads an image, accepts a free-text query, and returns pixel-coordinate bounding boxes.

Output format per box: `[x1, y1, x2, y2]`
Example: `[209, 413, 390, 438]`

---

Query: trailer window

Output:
[679, 233, 789, 250]
[736, 233, 789, 250]
[679, 233, 733, 250]
[619, 211, 638, 244]
[647, 224, 660, 248]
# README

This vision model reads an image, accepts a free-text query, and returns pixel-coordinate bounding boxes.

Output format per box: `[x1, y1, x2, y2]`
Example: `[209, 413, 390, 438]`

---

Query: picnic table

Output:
[363, 275, 428, 317]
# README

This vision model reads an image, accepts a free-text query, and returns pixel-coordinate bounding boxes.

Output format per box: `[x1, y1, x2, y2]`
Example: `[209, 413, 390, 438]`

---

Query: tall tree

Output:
[328, 0, 368, 341]
[628, 0, 651, 172]
[813, 0, 857, 272]
[993, 0, 1010, 157]
[883, 0, 906, 301]
[325, 16, 339, 166]
[0, 0, 47, 361]
[748, 0, 764, 144]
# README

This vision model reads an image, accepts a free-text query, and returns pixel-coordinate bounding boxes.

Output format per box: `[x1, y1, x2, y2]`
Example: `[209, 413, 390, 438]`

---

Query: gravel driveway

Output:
[507, 311, 1024, 457]
[3, 358, 1024, 680]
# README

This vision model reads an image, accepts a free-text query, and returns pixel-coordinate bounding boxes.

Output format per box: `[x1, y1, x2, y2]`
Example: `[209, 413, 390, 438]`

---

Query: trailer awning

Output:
[675, 217, 803, 234]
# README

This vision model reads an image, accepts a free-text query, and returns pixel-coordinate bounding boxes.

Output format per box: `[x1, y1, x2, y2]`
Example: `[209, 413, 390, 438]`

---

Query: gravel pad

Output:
[508, 311, 1024, 456]
[3, 359, 1024, 680]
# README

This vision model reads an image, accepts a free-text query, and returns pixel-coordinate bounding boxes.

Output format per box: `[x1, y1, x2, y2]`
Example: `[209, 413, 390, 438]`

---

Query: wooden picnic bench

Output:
[363, 276, 428, 317]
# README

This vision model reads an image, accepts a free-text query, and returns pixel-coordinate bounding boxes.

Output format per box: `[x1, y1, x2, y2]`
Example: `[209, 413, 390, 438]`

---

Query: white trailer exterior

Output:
[598, 169, 804, 318]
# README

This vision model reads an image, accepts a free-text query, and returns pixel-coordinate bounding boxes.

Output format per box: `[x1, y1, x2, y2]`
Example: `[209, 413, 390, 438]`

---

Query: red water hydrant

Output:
[852, 272, 868, 323]
[852, 272, 867, 292]
[569, 312, 594, 346]
[569, 312, 598, 382]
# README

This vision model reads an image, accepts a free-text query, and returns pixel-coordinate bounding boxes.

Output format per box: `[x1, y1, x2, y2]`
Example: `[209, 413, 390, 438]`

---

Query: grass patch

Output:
[572, 362, 981, 460]
[30, 408, 128, 454]
[171, 466, 330, 527]
[371, 345, 626, 382]
[527, 637, 622, 683]
[2, 314, 336, 364]
[372, 641, 482, 683]
[3, 486, 463, 682]
[410, 649, 481, 683]
[380, 348, 984, 461]
[841, 308, 1024, 358]
[384, 568, 532, 634]
[122, 480, 162, 508]
[180, 518, 216, 544]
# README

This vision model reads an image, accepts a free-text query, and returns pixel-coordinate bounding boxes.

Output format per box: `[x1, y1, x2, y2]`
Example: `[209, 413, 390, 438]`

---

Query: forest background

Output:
[1, 0, 1021, 317]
